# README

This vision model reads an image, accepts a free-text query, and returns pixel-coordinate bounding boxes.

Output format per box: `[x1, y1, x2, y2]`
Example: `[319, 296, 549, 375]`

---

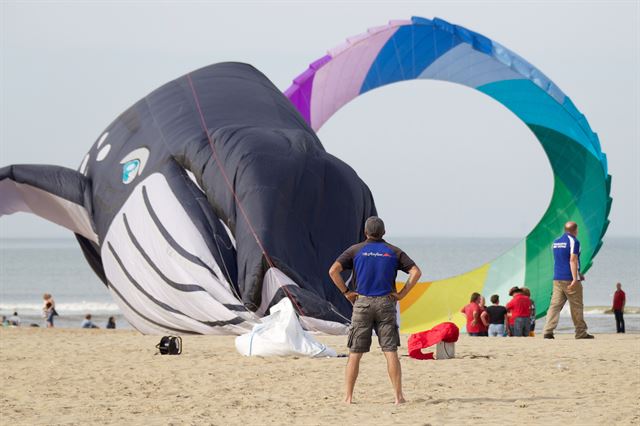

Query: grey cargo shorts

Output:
[348, 295, 400, 353]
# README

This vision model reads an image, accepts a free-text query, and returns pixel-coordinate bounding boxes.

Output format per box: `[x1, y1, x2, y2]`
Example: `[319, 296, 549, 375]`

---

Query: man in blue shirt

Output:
[543, 221, 593, 339]
[329, 216, 422, 404]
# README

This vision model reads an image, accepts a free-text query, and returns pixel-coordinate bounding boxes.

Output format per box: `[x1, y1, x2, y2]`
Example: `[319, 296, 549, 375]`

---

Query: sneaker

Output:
[576, 334, 595, 339]
[543, 334, 554, 339]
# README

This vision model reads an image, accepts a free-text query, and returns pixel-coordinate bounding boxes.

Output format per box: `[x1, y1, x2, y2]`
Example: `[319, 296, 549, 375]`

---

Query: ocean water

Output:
[0, 237, 638, 333]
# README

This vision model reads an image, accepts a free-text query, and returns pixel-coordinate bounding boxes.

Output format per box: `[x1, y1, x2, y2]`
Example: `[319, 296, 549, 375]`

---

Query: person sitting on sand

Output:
[506, 287, 531, 337]
[461, 293, 482, 336]
[486, 294, 507, 337]
[8, 311, 21, 326]
[329, 216, 421, 405]
[81, 314, 99, 329]
[106, 316, 116, 329]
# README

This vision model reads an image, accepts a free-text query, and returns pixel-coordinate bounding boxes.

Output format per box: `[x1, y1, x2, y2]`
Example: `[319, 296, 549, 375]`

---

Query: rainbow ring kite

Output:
[285, 17, 612, 333]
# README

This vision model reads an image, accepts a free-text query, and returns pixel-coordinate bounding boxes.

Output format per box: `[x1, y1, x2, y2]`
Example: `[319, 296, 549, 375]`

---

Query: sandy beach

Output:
[0, 329, 638, 425]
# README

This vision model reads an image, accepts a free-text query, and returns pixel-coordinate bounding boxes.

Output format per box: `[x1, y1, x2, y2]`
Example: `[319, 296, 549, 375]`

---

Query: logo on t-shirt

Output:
[361, 251, 394, 259]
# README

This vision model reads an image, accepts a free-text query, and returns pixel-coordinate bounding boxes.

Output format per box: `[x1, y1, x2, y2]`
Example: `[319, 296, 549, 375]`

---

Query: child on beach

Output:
[8, 312, 21, 326]
[106, 316, 116, 329]
[81, 314, 99, 329]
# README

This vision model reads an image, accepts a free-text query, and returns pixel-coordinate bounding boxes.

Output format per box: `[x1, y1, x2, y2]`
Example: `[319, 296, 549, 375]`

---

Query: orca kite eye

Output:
[122, 159, 141, 184]
[119, 147, 150, 185]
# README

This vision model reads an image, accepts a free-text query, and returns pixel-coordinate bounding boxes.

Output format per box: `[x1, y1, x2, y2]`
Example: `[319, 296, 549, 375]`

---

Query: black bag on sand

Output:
[156, 336, 182, 355]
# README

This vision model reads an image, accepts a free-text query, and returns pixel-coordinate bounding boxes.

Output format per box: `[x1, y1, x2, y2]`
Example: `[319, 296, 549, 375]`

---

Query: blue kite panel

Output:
[478, 79, 601, 160]
[360, 24, 461, 94]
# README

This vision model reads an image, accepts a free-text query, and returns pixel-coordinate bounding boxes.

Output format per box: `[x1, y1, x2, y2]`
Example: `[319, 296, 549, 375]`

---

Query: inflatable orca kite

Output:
[3, 16, 609, 336]
[0, 63, 376, 334]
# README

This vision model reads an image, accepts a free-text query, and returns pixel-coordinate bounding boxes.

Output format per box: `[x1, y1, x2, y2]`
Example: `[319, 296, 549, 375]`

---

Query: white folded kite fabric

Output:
[235, 298, 337, 357]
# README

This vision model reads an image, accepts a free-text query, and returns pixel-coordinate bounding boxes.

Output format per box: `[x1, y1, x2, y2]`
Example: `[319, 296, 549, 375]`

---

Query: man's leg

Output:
[383, 351, 405, 404]
[345, 352, 363, 404]
[543, 281, 568, 336]
[523, 318, 531, 337]
[345, 296, 374, 403]
[513, 318, 523, 337]
[566, 282, 589, 338]
[376, 296, 404, 404]
[615, 310, 625, 333]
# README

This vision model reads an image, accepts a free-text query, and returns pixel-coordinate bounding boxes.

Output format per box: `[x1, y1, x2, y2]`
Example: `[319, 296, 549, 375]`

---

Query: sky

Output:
[0, 1, 638, 239]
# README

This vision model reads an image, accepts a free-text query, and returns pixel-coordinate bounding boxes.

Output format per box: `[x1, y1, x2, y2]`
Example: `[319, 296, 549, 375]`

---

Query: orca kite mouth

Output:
[100, 172, 253, 335]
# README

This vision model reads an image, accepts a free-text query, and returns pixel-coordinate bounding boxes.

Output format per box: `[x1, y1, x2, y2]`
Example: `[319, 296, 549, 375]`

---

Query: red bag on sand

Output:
[407, 322, 459, 360]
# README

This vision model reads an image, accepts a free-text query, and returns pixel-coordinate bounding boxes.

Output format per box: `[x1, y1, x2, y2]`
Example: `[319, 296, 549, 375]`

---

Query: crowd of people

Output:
[0, 293, 117, 329]
[461, 287, 536, 337]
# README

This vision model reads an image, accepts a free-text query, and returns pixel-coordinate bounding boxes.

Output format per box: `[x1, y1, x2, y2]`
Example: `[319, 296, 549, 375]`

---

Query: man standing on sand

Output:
[543, 221, 594, 339]
[612, 283, 626, 333]
[329, 216, 421, 405]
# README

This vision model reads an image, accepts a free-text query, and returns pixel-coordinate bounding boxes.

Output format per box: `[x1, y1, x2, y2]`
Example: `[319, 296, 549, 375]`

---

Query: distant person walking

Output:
[329, 216, 421, 405]
[612, 283, 626, 333]
[506, 288, 531, 337]
[486, 295, 507, 337]
[543, 221, 593, 339]
[42, 293, 58, 328]
[461, 293, 482, 336]
[43, 302, 55, 328]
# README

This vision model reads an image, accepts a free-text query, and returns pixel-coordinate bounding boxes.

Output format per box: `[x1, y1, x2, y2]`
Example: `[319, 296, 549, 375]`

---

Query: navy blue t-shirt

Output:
[552, 233, 581, 281]
[336, 238, 415, 296]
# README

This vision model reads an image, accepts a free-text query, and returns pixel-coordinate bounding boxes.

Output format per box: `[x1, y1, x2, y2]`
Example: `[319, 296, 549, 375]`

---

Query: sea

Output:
[0, 237, 638, 333]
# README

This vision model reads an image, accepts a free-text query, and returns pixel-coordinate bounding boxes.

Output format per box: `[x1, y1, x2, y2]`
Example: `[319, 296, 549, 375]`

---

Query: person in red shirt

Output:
[478, 295, 489, 336]
[506, 287, 532, 337]
[506, 287, 519, 336]
[612, 282, 626, 333]
[460, 293, 482, 336]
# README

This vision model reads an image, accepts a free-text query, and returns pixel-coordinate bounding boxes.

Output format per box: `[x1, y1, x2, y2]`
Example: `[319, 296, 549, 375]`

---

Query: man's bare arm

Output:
[329, 262, 358, 303]
[568, 253, 580, 289]
[394, 265, 422, 301]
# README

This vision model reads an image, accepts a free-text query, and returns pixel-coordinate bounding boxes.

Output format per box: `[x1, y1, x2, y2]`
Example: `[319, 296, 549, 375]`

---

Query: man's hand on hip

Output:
[345, 291, 358, 304]
[568, 279, 580, 291]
